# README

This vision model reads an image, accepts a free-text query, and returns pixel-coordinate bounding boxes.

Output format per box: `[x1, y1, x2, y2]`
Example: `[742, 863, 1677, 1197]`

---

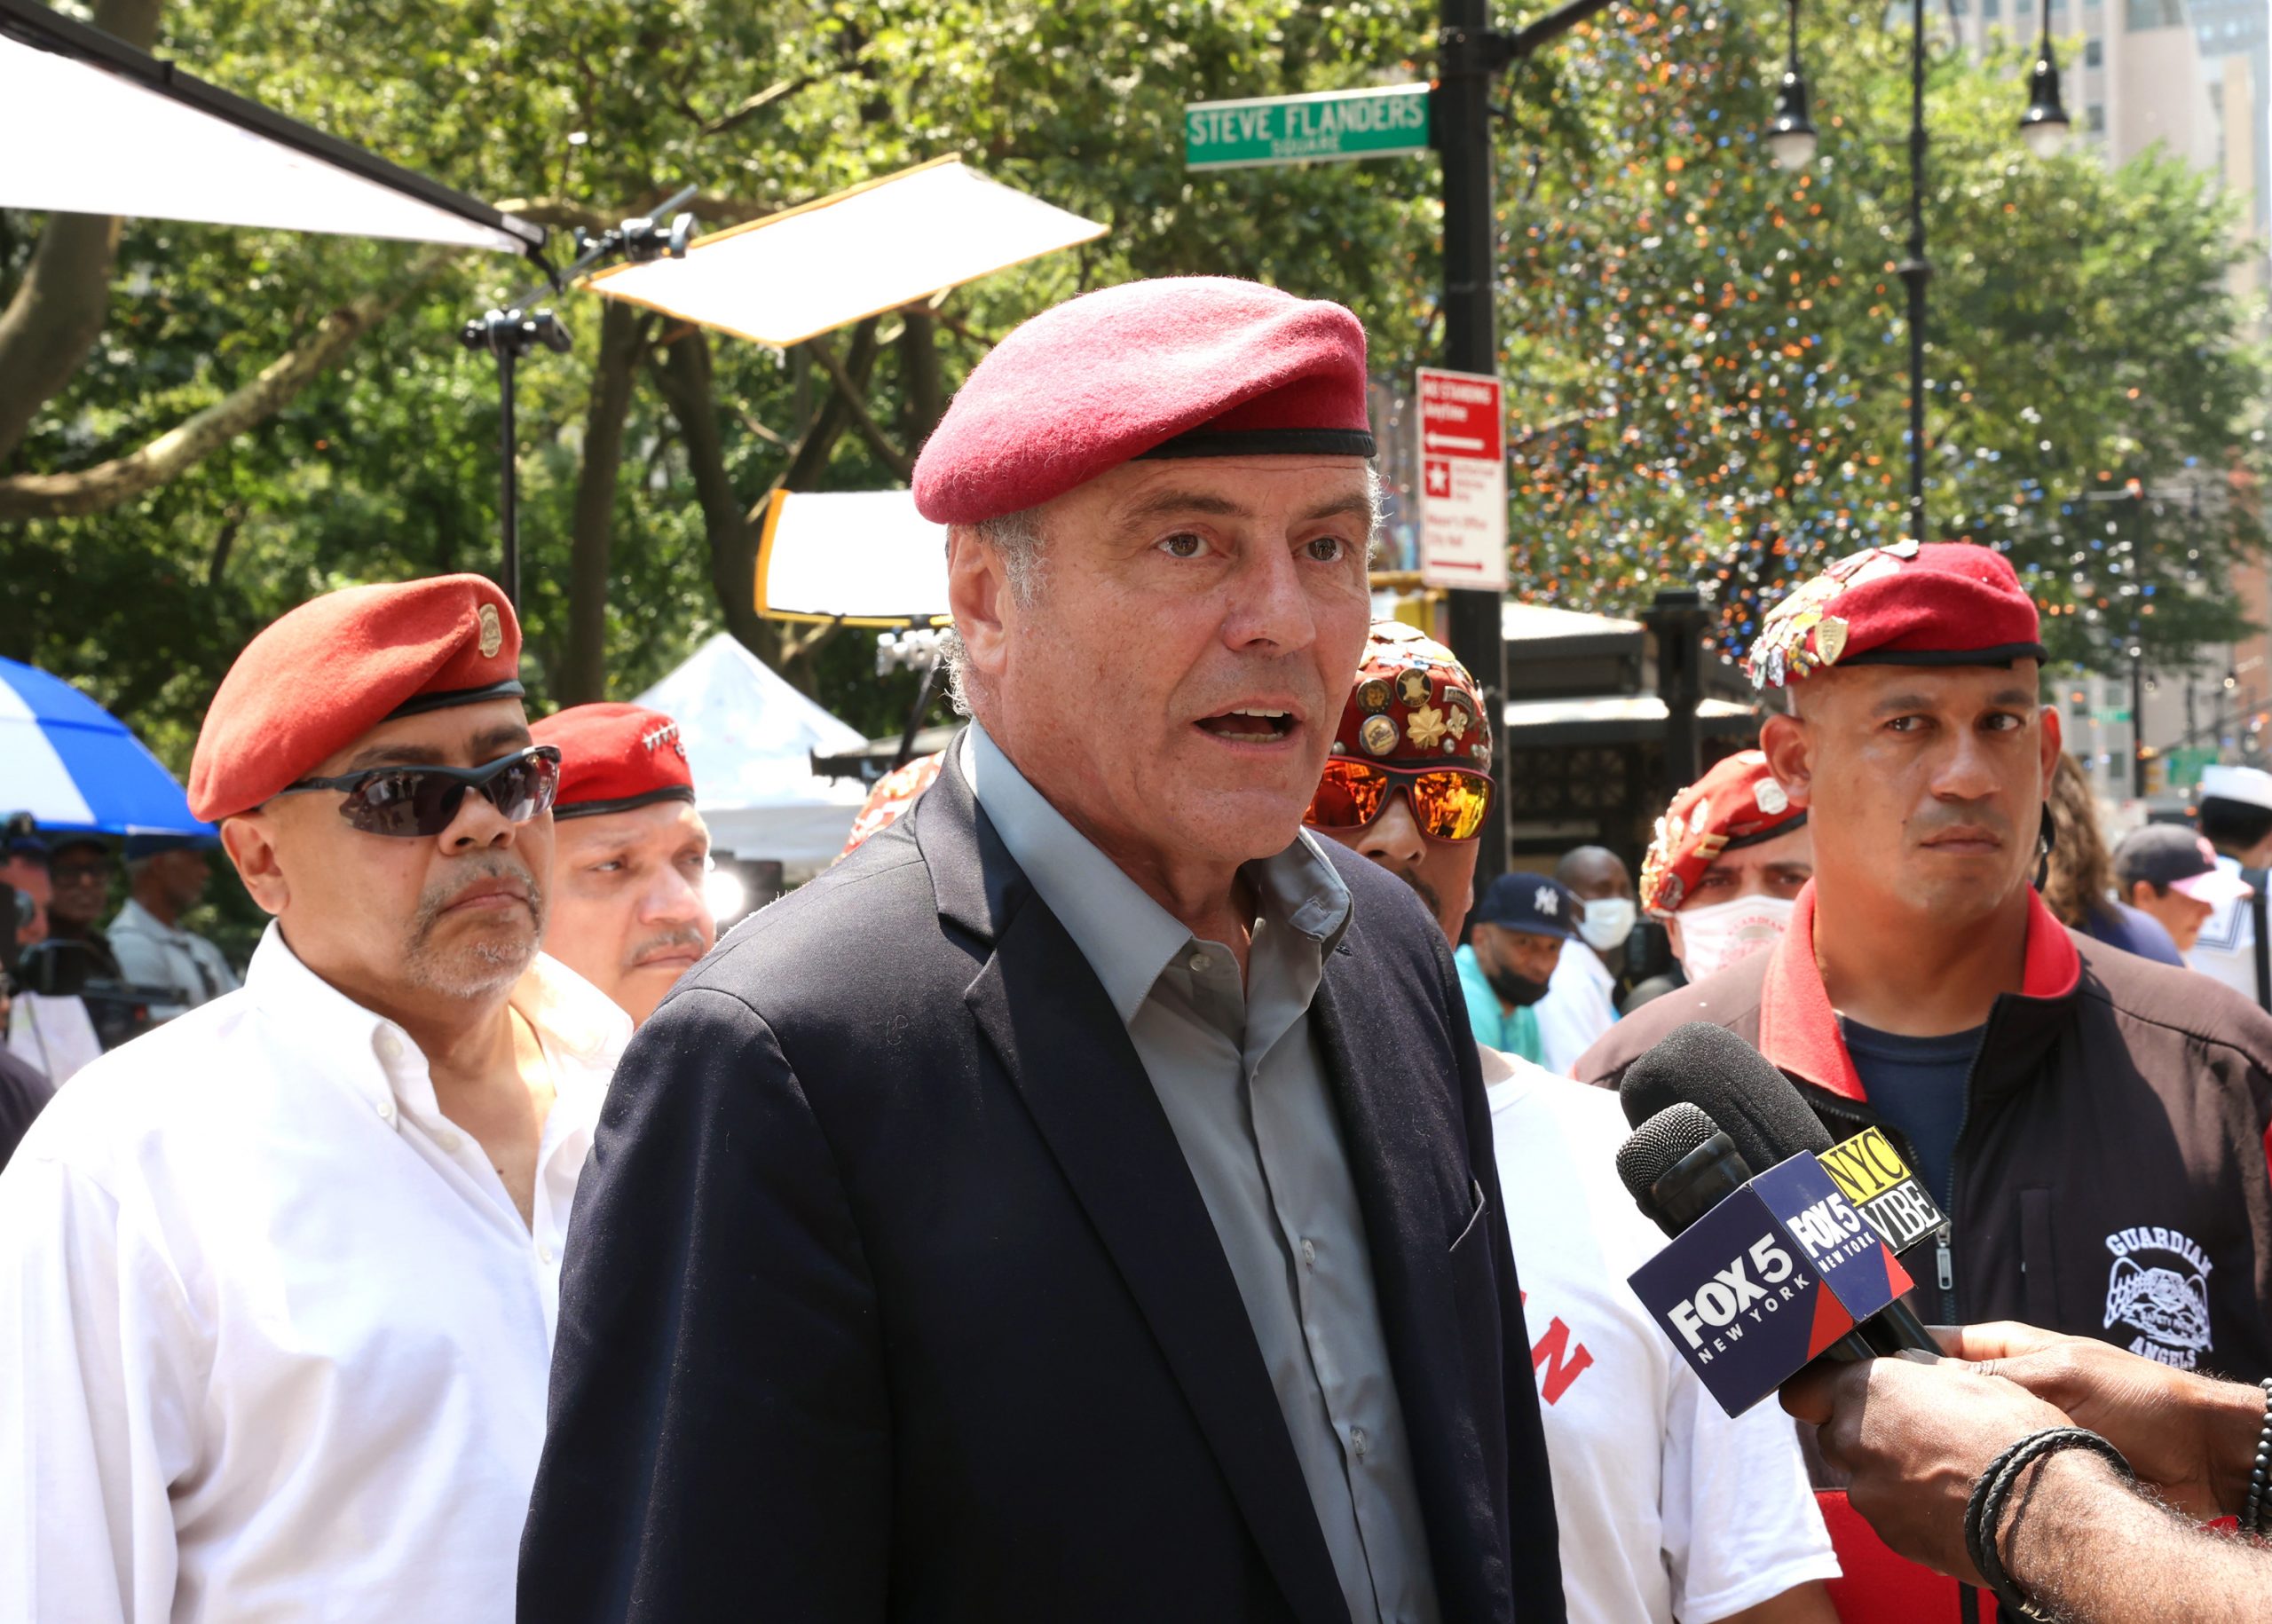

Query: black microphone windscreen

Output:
[1613, 1102, 1718, 1212]
[1617, 1021, 1833, 1172]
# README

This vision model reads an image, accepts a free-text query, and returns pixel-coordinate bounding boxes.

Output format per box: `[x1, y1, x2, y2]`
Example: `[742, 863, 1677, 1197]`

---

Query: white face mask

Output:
[1674, 894, 1798, 982]
[1577, 896, 1637, 954]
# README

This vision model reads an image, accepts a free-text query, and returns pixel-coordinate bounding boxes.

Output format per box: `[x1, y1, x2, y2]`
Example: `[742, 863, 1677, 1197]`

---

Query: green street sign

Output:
[1184, 84, 1432, 172]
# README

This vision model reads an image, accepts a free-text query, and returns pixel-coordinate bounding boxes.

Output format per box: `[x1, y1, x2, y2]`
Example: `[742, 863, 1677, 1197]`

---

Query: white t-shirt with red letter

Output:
[1485, 1052, 1840, 1624]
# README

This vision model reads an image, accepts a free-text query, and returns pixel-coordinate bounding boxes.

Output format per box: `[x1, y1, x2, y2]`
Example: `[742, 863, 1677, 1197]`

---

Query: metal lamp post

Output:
[1770, 0, 2069, 544]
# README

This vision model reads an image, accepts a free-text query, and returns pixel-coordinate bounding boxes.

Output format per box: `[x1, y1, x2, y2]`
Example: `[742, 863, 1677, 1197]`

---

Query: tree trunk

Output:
[559, 302, 646, 705]
[898, 310, 945, 453]
[0, 0, 167, 465]
[651, 328, 770, 656]
[652, 319, 888, 689]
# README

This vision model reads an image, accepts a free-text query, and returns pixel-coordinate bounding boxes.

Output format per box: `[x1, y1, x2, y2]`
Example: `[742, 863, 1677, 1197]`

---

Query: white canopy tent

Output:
[634, 633, 871, 880]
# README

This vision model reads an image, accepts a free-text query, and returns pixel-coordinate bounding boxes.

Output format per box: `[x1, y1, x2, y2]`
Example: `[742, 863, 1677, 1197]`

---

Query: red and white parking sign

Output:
[1415, 367, 1507, 591]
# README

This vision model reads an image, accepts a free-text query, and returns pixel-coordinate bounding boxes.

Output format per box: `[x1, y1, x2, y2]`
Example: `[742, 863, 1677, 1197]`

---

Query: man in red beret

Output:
[1579, 540, 2272, 1619]
[1306, 622, 1841, 1624]
[530, 703, 714, 1026]
[524, 278, 1566, 1623]
[1622, 749, 1813, 1013]
[0, 575, 630, 1624]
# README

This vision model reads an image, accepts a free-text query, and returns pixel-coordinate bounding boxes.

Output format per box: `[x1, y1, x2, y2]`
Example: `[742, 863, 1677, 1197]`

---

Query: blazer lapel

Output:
[919, 748, 1352, 1624]
[1311, 944, 1499, 1622]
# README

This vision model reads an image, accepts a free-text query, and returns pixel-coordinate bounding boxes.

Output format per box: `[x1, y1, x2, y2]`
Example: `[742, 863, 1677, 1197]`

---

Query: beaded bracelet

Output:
[1963, 1426, 2136, 1620]
[2242, 1376, 2272, 1537]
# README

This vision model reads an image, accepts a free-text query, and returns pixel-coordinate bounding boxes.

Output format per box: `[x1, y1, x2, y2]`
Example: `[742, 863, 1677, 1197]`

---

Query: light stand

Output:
[876, 627, 947, 773]
[459, 185, 698, 609]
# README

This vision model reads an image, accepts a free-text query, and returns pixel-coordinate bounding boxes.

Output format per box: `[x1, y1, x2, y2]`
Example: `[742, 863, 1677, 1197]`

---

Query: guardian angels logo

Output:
[2103, 1226, 2213, 1369]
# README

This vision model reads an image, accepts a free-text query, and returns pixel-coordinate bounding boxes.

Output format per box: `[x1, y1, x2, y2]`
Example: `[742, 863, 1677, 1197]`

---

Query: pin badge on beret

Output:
[1748, 540, 2050, 692]
[1359, 678, 1392, 713]
[478, 603, 504, 659]
[1360, 714, 1400, 756]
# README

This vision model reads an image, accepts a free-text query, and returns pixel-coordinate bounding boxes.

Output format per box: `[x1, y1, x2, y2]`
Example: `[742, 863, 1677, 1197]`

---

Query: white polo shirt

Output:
[0, 924, 628, 1623]
[1485, 1052, 1840, 1623]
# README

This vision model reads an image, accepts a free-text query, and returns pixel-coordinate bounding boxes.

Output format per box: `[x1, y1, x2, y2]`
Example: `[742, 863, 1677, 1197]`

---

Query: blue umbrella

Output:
[0, 657, 213, 838]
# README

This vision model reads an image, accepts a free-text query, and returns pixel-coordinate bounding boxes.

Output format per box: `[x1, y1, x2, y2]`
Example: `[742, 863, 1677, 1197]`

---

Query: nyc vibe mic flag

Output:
[1815, 1127, 1950, 1255]
[1628, 1152, 1916, 1415]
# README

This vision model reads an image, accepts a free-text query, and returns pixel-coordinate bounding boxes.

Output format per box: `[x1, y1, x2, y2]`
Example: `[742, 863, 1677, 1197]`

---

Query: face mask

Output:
[1676, 894, 1798, 982]
[1577, 897, 1637, 954]
[1483, 961, 1554, 1009]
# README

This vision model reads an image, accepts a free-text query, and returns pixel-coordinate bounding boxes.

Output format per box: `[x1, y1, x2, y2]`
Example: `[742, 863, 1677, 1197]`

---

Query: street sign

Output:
[1416, 366, 1507, 591]
[1183, 84, 1432, 172]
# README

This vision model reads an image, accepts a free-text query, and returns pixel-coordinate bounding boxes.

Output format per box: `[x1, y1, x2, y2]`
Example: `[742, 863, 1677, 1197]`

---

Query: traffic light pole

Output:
[1435, 0, 1619, 884]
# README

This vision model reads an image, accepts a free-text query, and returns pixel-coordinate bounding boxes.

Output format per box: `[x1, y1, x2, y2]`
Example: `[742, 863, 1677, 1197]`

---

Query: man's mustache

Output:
[626, 927, 710, 970]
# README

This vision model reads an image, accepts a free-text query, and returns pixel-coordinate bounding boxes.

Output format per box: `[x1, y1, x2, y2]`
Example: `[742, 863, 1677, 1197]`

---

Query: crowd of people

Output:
[5, 276, 2272, 1624]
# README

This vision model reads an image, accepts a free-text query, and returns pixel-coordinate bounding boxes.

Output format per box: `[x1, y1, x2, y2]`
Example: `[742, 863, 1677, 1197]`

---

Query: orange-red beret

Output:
[188, 574, 522, 820]
[1639, 750, 1807, 918]
[911, 276, 1374, 525]
[530, 702, 696, 819]
[1747, 540, 2047, 689]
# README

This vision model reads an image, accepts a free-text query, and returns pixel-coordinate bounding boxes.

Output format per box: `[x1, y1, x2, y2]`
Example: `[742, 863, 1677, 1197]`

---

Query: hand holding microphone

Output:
[1606, 1023, 1939, 1420]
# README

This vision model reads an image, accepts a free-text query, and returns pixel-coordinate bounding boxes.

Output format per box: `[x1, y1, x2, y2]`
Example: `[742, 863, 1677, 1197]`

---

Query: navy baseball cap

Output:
[1473, 872, 1583, 941]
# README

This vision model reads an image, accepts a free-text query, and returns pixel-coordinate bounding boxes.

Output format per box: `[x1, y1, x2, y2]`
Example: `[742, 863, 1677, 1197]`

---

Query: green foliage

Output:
[1496, 1, 2269, 669]
[3, 0, 2263, 809]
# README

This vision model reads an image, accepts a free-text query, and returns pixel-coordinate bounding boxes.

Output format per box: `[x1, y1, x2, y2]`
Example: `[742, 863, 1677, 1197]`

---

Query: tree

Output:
[1494, 0, 2268, 671]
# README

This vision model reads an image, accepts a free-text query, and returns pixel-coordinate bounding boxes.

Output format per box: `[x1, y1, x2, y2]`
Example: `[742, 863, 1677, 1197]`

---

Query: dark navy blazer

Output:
[518, 743, 1565, 1623]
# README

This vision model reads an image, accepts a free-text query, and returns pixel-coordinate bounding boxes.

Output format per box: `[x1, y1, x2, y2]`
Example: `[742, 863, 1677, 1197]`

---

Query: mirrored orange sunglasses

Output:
[1304, 759, 1495, 843]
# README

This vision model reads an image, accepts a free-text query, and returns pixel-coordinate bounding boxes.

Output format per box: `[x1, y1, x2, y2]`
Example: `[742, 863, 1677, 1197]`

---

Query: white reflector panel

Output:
[0, 30, 537, 252]
[589, 157, 1107, 346]
[756, 489, 949, 625]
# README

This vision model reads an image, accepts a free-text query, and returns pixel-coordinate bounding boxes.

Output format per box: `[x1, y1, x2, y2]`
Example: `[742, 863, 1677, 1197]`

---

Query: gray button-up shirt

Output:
[966, 725, 1439, 1624]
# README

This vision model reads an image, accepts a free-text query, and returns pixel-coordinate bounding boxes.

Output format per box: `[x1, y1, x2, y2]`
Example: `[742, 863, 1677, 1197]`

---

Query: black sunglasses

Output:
[274, 745, 562, 839]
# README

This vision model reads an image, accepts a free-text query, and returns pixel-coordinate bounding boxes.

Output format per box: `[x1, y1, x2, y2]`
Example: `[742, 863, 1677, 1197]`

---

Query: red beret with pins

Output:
[188, 574, 522, 821]
[911, 276, 1375, 525]
[531, 703, 697, 819]
[1638, 750, 1808, 918]
[1745, 540, 2047, 690]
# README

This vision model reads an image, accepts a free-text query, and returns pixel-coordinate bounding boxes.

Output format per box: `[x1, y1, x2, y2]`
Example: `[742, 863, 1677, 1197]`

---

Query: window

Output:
[2086, 35, 2103, 61]
[2087, 102, 2108, 130]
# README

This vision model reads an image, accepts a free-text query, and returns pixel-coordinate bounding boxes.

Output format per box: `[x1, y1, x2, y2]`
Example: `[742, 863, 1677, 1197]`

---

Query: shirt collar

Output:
[242, 923, 630, 1119]
[1755, 879, 2081, 1102]
[963, 723, 1352, 1024]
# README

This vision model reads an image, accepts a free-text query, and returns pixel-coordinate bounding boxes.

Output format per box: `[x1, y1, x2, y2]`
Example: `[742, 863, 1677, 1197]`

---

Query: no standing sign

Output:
[1416, 367, 1507, 591]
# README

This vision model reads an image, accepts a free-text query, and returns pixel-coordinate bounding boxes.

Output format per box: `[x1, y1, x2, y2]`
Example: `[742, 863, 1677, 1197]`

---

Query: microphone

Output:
[1617, 1022, 1940, 1360]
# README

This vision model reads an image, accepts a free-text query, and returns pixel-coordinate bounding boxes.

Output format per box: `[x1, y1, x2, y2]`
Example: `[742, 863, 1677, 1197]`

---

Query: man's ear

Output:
[220, 814, 288, 917]
[2039, 704, 2063, 790]
[945, 524, 1010, 684]
[1759, 711, 1814, 812]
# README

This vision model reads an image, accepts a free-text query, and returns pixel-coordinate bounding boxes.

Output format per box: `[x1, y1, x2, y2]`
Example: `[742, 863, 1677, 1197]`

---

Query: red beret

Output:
[1639, 750, 1808, 918]
[838, 750, 945, 858]
[1330, 620, 1492, 769]
[188, 574, 522, 820]
[912, 277, 1374, 524]
[1747, 540, 2046, 689]
[530, 703, 696, 819]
